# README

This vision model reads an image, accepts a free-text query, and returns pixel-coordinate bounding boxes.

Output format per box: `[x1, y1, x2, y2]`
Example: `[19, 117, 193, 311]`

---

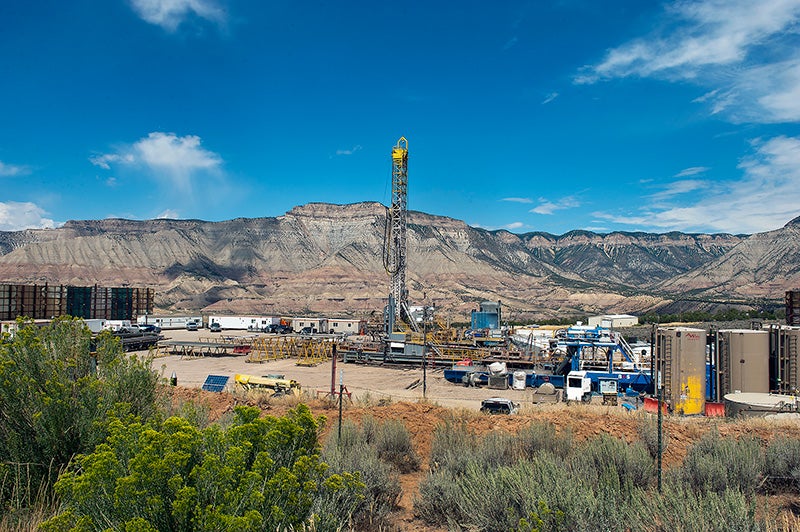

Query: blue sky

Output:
[2, 0, 800, 235]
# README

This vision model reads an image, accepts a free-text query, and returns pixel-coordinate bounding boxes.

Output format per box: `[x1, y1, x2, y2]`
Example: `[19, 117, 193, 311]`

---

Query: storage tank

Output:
[512, 371, 526, 390]
[656, 327, 706, 415]
[770, 326, 800, 394]
[718, 329, 769, 394]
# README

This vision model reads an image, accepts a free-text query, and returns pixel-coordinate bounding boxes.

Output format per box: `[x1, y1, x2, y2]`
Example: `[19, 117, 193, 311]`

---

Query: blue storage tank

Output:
[471, 300, 502, 329]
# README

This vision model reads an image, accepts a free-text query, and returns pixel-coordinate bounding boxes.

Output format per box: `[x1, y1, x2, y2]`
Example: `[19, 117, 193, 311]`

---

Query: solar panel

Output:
[201, 374, 230, 392]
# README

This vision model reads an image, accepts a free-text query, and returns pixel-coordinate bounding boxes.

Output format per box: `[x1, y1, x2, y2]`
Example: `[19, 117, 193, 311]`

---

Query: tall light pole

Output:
[423, 309, 428, 398]
[422, 304, 434, 399]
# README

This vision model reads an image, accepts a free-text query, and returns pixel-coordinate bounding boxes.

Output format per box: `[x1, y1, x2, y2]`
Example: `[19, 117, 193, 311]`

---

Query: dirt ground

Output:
[146, 329, 800, 531]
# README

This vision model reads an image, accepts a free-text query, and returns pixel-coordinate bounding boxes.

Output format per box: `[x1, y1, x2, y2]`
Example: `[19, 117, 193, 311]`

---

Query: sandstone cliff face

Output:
[0, 202, 792, 321]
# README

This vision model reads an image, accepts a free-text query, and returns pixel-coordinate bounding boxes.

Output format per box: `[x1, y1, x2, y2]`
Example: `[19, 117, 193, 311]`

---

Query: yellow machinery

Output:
[234, 373, 301, 396]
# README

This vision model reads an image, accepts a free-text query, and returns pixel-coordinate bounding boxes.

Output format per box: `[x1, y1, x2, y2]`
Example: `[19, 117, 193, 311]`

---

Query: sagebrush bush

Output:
[375, 419, 421, 473]
[636, 412, 670, 458]
[322, 424, 401, 529]
[428, 420, 478, 475]
[638, 480, 760, 532]
[764, 436, 800, 492]
[515, 420, 572, 460]
[679, 430, 765, 494]
[571, 433, 654, 489]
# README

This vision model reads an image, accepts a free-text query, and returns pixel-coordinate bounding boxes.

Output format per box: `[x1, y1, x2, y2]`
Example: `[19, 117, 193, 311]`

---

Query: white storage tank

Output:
[512, 371, 526, 390]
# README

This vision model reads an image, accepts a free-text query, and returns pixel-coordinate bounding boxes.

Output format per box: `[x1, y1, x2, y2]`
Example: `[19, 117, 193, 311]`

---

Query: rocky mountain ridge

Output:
[0, 202, 793, 321]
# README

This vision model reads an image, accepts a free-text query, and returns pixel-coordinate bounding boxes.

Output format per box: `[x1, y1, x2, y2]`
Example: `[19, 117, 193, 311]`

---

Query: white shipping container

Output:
[138, 315, 202, 330]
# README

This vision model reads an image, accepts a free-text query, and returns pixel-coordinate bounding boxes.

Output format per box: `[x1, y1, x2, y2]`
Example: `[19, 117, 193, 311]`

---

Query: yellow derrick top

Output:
[392, 136, 408, 161]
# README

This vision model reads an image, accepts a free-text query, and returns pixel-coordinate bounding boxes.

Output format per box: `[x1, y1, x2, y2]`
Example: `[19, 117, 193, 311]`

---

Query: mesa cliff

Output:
[0, 202, 795, 321]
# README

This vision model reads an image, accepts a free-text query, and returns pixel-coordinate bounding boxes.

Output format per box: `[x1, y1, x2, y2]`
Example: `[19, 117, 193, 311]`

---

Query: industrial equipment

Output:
[383, 137, 417, 333]
[599, 377, 619, 405]
[565, 370, 592, 402]
[234, 373, 301, 396]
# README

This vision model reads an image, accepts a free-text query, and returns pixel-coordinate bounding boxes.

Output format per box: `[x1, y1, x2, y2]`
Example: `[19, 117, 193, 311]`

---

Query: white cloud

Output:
[157, 209, 180, 219]
[89, 153, 134, 170]
[504, 222, 524, 230]
[596, 135, 800, 233]
[336, 145, 362, 156]
[649, 179, 709, 200]
[541, 92, 559, 105]
[530, 196, 580, 215]
[501, 197, 533, 204]
[134, 132, 221, 179]
[0, 161, 31, 177]
[92, 132, 223, 191]
[0, 202, 57, 231]
[576, 0, 800, 123]
[675, 166, 709, 177]
[129, 0, 226, 31]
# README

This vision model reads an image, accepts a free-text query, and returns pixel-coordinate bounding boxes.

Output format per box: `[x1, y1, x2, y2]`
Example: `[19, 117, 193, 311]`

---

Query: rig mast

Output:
[383, 136, 414, 332]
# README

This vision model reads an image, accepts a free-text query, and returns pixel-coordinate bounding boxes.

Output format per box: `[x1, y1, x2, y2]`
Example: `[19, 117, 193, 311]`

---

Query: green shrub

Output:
[428, 420, 478, 475]
[679, 430, 764, 494]
[44, 405, 365, 531]
[0, 317, 160, 518]
[571, 433, 654, 490]
[322, 438, 400, 529]
[515, 421, 572, 460]
[637, 480, 760, 532]
[764, 437, 800, 492]
[375, 419, 420, 473]
[636, 413, 669, 459]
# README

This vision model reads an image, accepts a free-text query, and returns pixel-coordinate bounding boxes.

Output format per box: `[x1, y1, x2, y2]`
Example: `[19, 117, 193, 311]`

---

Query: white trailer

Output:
[83, 318, 106, 333]
[292, 317, 329, 334]
[138, 315, 203, 330]
[208, 315, 278, 331]
[327, 318, 366, 335]
[103, 320, 132, 332]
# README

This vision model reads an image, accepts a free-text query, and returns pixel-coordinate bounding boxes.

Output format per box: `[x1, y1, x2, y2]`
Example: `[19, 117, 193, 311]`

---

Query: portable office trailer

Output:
[207, 316, 276, 330]
[327, 318, 366, 335]
[655, 327, 706, 415]
[587, 314, 639, 327]
[292, 317, 328, 334]
[138, 315, 202, 330]
[717, 329, 769, 394]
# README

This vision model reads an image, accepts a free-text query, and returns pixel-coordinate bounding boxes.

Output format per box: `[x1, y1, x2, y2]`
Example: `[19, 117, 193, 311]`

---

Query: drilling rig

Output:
[382, 137, 417, 333]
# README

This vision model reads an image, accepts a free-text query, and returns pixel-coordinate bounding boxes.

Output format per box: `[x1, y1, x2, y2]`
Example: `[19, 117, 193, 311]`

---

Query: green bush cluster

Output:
[320, 415, 417, 528]
[0, 317, 159, 520]
[414, 421, 782, 532]
[44, 405, 366, 531]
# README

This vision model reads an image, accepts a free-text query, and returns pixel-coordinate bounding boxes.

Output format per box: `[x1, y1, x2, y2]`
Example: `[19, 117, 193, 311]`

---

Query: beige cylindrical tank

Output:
[719, 329, 769, 394]
[658, 327, 706, 415]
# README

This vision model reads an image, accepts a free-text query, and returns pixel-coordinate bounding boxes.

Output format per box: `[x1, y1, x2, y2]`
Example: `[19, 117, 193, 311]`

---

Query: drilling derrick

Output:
[383, 136, 415, 332]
